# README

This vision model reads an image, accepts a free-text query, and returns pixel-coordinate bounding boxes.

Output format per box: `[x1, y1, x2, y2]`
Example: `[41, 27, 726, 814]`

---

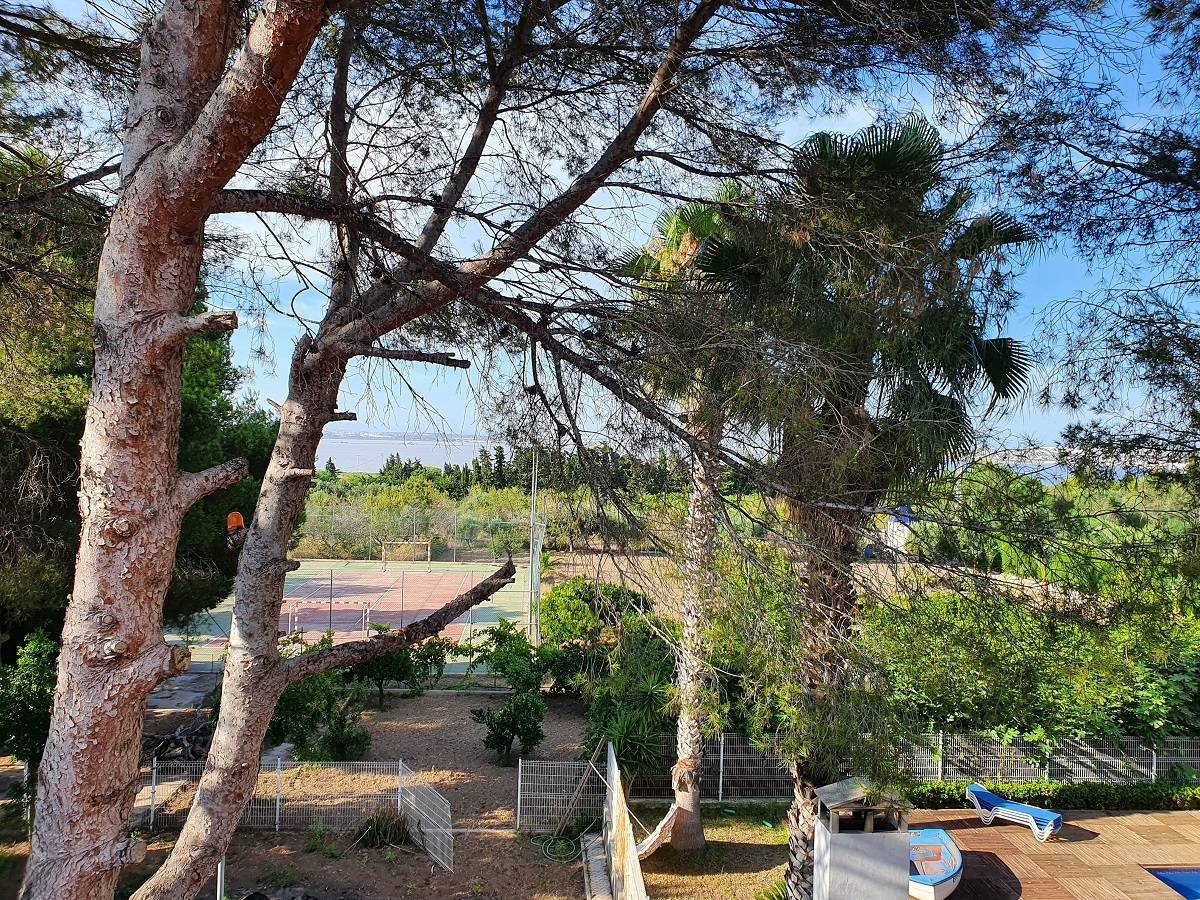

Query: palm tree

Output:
[698, 116, 1033, 898]
[622, 187, 751, 853]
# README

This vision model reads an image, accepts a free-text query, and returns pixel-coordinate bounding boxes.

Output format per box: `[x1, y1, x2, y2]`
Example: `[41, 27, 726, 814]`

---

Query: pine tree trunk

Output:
[784, 766, 819, 900]
[134, 349, 344, 900]
[19, 196, 225, 900]
[20, 0, 336, 894]
[670, 410, 719, 853]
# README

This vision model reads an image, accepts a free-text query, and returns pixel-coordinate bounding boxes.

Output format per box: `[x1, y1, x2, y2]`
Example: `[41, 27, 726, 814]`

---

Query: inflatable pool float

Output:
[909, 828, 962, 900]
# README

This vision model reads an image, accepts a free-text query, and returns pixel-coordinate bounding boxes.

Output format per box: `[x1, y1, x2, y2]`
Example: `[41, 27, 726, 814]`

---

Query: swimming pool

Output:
[1152, 868, 1200, 898]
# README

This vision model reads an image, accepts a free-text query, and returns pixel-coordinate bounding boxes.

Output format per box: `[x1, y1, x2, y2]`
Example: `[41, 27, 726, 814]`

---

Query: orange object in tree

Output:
[226, 511, 245, 533]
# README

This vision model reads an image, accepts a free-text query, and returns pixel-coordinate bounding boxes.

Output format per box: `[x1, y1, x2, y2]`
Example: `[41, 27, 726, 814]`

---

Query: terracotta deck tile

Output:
[913, 809, 1200, 900]
[1059, 876, 1133, 899]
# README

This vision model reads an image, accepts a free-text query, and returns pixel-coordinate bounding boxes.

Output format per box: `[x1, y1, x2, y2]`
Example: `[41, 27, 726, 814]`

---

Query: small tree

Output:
[0, 631, 57, 771]
[470, 693, 547, 764]
[266, 635, 372, 761]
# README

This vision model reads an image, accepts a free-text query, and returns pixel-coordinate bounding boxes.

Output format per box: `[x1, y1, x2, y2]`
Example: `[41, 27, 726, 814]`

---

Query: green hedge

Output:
[910, 779, 1200, 811]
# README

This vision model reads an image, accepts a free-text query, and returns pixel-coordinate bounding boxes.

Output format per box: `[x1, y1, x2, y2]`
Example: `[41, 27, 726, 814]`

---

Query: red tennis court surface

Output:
[280, 569, 488, 643]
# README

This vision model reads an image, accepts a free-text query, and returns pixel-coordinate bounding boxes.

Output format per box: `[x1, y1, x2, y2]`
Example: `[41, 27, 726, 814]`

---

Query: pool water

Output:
[1152, 868, 1200, 898]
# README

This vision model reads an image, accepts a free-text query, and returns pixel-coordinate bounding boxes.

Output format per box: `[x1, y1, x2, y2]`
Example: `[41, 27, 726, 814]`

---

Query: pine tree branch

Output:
[282, 559, 516, 684]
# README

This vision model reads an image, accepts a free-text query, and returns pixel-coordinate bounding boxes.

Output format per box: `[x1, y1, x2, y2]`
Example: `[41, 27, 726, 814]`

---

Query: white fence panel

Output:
[604, 743, 648, 900]
[399, 760, 454, 872]
[514, 759, 605, 833]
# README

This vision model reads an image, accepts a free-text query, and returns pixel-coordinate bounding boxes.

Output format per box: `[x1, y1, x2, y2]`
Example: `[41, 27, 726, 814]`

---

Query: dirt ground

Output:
[634, 802, 789, 900]
[1, 693, 589, 900]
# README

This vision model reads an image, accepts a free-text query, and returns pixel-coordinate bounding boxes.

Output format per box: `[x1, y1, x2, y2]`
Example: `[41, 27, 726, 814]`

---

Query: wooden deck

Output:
[910, 808, 1200, 898]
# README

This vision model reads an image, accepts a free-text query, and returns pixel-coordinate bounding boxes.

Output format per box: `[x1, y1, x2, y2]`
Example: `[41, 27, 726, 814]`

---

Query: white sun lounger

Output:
[965, 782, 1062, 842]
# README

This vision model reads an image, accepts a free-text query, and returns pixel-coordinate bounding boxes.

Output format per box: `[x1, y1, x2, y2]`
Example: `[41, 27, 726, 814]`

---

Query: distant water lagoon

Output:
[316, 431, 497, 473]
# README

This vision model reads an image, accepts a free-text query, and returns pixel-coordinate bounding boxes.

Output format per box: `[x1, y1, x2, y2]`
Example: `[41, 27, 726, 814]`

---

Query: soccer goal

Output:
[381, 539, 432, 571]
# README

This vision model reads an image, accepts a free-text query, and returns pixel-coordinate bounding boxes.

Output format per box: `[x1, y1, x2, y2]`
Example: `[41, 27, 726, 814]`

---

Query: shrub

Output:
[0, 630, 57, 768]
[354, 806, 411, 848]
[262, 861, 300, 888]
[907, 779, 1200, 811]
[353, 631, 456, 707]
[538, 577, 649, 644]
[539, 578, 604, 645]
[535, 641, 590, 694]
[471, 692, 547, 764]
[267, 635, 373, 761]
[304, 820, 329, 852]
[472, 619, 542, 692]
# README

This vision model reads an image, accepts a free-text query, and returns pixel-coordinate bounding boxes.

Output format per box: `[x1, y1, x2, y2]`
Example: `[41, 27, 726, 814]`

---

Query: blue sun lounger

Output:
[965, 782, 1062, 842]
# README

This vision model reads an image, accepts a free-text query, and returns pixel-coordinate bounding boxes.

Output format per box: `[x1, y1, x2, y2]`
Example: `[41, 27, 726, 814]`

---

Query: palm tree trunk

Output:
[784, 766, 819, 900]
[777, 423, 876, 892]
[670, 409, 719, 853]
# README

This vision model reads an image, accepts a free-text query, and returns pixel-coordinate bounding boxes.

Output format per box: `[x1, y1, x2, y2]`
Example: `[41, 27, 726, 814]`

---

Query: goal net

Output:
[381, 539, 432, 571]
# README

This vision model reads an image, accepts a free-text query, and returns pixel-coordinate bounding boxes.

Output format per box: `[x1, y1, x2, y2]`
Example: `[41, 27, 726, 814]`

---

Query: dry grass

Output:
[633, 802, 790, 900]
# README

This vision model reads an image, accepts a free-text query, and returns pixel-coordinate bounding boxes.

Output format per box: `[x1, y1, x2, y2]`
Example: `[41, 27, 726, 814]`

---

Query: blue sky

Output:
[48, 0, 1117, 446]
[224, 127, 1097, 448]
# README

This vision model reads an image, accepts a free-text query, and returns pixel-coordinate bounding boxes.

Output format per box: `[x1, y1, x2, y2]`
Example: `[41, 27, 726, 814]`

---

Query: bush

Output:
[539, 578, 605, 645]
[266, 634, 373, 760]
[538, 577, 649, 644]
[354, 806, 411, 848]
[353, 631, 456, 707]
[907, 779, 1200, 811]
[471, 692, 547, 764]
[0, 630, 57, 769]
[472, 619, 542, 692]
[535, 641, 591, 694]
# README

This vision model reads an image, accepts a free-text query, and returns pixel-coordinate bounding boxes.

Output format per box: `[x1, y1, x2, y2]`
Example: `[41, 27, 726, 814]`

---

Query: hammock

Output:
[636, 803, 679, 859]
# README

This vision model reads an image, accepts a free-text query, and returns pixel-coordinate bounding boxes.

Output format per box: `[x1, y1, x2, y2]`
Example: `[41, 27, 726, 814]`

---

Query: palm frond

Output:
[949, 212, 1035, 260]
[972, 335, 1033, 400]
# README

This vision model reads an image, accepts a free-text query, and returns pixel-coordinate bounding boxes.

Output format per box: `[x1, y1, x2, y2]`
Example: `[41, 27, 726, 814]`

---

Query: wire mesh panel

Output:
[274, 762, 402, 831]
[901, 736, 940, 781]
[941, 735, 1048, 782]
[139, 759, 454, 871]
[400, 761, 454, 872]
[515, 760, 605, 832]
[1159, 738, 1200, 783]
[717, 734, 793, 800]
[1050, 738, 1153, 783]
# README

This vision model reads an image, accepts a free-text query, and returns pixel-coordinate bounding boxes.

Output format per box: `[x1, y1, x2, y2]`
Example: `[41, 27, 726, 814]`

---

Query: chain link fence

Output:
[294, 506, 536, 563]
[134, 759, 454, 872]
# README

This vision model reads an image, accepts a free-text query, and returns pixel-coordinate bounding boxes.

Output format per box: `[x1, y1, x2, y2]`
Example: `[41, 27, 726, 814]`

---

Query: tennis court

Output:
[170, 559, 531, 665]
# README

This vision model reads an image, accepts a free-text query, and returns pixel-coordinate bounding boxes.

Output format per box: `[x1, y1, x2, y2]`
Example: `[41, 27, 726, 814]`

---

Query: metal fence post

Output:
[149, 758, 158, 831]
[718, 734, 726, 802]
[1152, 747, 1159, 782]
[397, 759, 404, 815]
[516, 759, 523, 831]
[275, 758, 282, 831]
[937, 732, 945, 781]
[215, 854, 225, 900]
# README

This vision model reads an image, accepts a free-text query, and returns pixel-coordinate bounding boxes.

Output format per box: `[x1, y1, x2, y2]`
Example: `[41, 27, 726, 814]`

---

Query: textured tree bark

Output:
[776, 417, 878, 898]
[19, 181, 243, 900]
[134, 349, 342, 900]
[21, 0, 335, 895]
[784, 767, 819, 900]
[670, 408, 719, 853]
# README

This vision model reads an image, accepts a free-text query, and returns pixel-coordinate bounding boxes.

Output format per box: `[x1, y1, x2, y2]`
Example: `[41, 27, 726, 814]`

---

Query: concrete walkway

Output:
[912, 807, 1200, 898]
